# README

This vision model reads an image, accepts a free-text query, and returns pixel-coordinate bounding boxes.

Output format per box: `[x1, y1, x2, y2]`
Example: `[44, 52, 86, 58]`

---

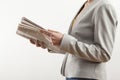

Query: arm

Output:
[47, 48, 65, 54]
[59, 4, 118, 62]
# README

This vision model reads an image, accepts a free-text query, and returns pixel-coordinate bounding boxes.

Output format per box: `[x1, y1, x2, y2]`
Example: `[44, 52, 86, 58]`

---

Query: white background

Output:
[0, 0, 120, 80]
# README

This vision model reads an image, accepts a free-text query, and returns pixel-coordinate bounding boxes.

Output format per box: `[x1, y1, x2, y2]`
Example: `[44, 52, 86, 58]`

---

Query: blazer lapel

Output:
[68, 1, 86, 34]
[68, 0, 100, 34]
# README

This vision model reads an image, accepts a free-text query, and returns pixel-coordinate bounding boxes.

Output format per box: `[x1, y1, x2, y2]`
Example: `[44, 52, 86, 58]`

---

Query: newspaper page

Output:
[16, 17, 65, 53]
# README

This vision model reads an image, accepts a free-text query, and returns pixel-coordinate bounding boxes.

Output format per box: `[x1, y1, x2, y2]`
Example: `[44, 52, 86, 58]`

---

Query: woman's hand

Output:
[29, 39, 46, 49]
[40, 29, 63, 46]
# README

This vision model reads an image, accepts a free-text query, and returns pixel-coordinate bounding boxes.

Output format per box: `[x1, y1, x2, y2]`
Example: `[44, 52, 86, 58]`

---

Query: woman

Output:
[30, 0, 118, 80]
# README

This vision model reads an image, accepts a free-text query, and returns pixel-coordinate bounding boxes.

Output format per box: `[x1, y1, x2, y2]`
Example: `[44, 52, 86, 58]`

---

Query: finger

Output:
[51, 39, 56, 45]
[40, 29, 52, 36]
[48, 29, 58, 33]
[35, 40, 41, 47]
[41, 42, 46, 49]
[30, 39, 35, 44]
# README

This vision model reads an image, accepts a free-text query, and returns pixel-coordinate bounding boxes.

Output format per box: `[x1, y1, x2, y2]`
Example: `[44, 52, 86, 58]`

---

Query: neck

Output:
[87, 0, 93, 2]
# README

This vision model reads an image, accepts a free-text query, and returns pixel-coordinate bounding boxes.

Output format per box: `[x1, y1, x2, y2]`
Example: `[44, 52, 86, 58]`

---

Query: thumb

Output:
[48, 29, 58, 33]
[40, 29, 52, 36]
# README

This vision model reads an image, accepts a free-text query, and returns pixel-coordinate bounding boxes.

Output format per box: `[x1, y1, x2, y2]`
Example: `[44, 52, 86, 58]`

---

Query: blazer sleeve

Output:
[47, 48, 66, 54]
[59, 4, 118, 62]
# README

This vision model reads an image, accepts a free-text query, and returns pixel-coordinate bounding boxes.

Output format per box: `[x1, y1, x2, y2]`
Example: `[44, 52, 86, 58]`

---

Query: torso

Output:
[72, 0, 93, 28]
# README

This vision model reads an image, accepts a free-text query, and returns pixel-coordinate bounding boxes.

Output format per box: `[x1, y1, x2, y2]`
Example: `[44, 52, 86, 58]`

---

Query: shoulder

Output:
[93, 0, 117, 19]
[95, 0, 116, 13]
[92, 0, 118, 25]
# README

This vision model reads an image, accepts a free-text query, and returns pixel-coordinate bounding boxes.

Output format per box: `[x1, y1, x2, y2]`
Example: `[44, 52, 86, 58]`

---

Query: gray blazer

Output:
[49, 0, 117, 80]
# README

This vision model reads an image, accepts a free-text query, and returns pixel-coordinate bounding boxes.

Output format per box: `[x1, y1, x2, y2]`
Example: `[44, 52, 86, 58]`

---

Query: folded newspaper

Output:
[16, 17, 64, 53]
